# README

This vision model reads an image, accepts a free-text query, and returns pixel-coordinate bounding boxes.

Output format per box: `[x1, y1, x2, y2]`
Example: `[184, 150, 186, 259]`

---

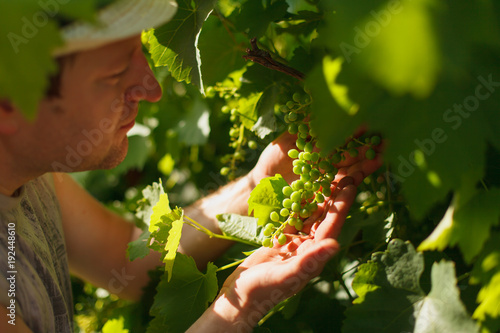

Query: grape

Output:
[365, 148, 376, 160]
[307, 202, 318, 212]
[304, 181, 313, 190]
[371, 136, 381, 146]
[302, 164, 311, 174]
[221, 105, 230, 114]
[288, 112, 298, 122]
[300, 173, 311, 182]
[229, 128, 239, 138]
[322, 187, 332, 197]
[263, 224, 274, 237]
[286, 101, 295, 109]
[324, 172, 335, 182]
[248, 140, 258, 149]
[296, 138, 306, 150]
[348, 148, 358, 158]
[220, 167, 230, 176]
[288, 123, 298, 134]
[315, 192, 325, 203]
[280, 208, 290, 217]
[288, 217, 297, 226]
[278, 233, 287, 245]
[282, 186, 293, 197]
[303, 152, 312, 161]
[283, 198, 293, 208]
[303, 190, 315, 200]
[311, 152, 320, 162]
[291, 202, 301, 212]
[300, 208, 310, 218]
[331, 153, 342, 164]
[298, 124, 309, 134]
[291, 191, 302, 202]
[310, 169, 320, 181]
[319, 160, 332, 172]
[234, 151, 244, 160]
[293, 92, 302, 103]
[295, 220, 304, 231]
[270, 211, 280, 222]
[291, 180, 304, 190]
[288, 149, 299, 159]
[262, 238, 272, 247]
[304, 142, 313, 153]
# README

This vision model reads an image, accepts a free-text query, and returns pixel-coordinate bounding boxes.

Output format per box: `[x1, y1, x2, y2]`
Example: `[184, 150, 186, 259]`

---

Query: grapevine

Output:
[259, 88, 382, 247]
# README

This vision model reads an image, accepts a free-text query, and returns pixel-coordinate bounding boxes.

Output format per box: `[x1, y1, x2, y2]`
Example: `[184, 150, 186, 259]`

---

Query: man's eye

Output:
[108, 67, 128, 79]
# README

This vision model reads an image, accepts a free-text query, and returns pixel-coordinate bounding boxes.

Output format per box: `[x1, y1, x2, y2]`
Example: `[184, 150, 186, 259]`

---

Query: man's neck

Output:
[0, 146, 41, 197]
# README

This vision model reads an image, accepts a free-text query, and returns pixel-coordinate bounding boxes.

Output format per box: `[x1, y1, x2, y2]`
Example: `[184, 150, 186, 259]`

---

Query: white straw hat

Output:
[53, 0, 177, 56]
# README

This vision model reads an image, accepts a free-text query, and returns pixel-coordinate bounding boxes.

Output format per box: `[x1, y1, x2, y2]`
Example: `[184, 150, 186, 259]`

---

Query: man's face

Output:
[15, 35, 162, 174]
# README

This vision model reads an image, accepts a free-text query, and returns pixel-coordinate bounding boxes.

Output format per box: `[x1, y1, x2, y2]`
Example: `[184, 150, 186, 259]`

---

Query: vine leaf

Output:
[414, 260, 479, 333]
[147, 253, 218, 333]
[135, 181, 165, 226]
[127, 229, 151, 262]
[127, 181, 166, 261]
[144, 0, 217, 92]
[160, 208, 184, 282]
[217, 213, 264, 246]
[238, 92, 262, 131]
[102, 316, 128, 333]
[343, 239, 479, 333]
[248, 174, 289, 226]
[470, 232, 500, 332]
[0, 1, 100, 119]
[419, 187, 500, 263]
[148, 193, 172, 233]
[175, 97, 211, 146]
[252, 84, 279, 138]
[229, 0, 289, 39]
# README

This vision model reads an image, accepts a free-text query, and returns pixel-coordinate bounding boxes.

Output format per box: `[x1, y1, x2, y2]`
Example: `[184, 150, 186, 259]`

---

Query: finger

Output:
[313, 184, 357, 241]
[292, 239, 339, 280]
[335, 153, 383, 187]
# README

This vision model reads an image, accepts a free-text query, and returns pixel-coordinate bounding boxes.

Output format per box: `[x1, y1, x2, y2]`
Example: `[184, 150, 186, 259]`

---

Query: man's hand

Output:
[248, 132, 298, 185]
[188, 140, 384, 332]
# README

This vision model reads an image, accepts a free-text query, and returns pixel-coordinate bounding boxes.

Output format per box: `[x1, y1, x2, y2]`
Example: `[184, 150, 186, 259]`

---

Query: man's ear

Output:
[0, 100, 20, 135]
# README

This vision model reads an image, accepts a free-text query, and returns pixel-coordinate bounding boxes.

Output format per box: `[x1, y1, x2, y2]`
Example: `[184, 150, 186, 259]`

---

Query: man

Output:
[0, 0, 382, 332]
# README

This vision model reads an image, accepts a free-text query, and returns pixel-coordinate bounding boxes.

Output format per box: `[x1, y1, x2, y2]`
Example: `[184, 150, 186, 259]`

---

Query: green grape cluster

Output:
[261, 90, 381, 247]
[209, 86, 259, 181]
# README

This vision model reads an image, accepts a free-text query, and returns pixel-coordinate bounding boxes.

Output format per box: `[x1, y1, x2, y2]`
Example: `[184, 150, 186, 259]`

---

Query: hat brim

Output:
[53, 0, 177, 56]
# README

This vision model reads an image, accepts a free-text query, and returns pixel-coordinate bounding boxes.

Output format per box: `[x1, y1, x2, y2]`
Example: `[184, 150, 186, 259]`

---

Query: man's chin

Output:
[98, 140, 129, 170]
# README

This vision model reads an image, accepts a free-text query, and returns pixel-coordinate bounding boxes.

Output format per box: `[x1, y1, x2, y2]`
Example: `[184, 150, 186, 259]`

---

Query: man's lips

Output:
[120, 108, 138, 130]
[120, 119, 136, 131]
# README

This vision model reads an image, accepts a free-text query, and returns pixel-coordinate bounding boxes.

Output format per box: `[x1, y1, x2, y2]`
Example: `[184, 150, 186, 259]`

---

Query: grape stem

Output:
[183, 215, 258, 247]
[243, 38, 305, 81]
[217, 257, 246, 272]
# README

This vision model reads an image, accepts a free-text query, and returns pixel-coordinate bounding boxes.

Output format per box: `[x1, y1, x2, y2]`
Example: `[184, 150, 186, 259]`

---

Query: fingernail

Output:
[337, 176, 354, 189]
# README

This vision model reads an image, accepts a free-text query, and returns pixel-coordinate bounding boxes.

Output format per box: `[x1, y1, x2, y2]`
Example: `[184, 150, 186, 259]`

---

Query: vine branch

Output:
[243, 38, 305, 81]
